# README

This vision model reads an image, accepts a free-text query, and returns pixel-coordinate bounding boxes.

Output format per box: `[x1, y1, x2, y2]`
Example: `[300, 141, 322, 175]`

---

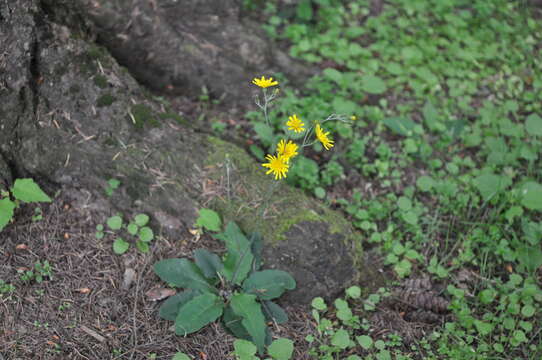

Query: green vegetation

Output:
[242, 0, 542, 358]
[0, 178, 52, 232]
[96, 212, 155, 254]
[155, 219, 295, 356]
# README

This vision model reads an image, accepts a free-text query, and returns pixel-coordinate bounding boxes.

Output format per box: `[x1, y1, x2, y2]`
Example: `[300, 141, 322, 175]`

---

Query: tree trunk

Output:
[0, 0, 362, 304]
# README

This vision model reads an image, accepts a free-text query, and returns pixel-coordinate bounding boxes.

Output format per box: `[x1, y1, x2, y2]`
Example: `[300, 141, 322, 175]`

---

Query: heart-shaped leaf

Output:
[11, 178, 51, 203]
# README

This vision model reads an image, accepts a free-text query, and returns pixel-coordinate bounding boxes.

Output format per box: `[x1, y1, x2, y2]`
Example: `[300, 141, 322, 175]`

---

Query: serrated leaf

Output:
[196, 208, 222, 232]
[0, 198, 16, 231]
[261, 300, 288, 324]
[159, 289, 202, 321]
[242, 270, 296, 300]
[194, 248, 223, 279]
[113, 238, 130, 254]
[134, 213, 149, 227]
[217, 222, 254, 285]
[138, 226, 154, 242]
[107, 215, 123, 230]
[230, 293, 267, 354]
[175, 293, 224, 335]
[11, 178, 51, 203]
[268, 338, 294, 360]
[154, 258, 215, 293]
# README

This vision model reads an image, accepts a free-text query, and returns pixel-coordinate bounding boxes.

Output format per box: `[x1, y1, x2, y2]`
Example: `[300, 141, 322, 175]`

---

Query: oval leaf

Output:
[520, 182, 542, 210]
[107, 215, 123, 230]
[0, 198, 16, 231]
[138, 226, 154, 242]
[11, 178, 51, 203]
[134, 213, 149, 226]
[268, 338, 294, 360]
[196, 208, 222, 232]
[261, 300, 288, 324]
[113, 238, 130, 255]
[159, 289, 202, 321]
[361, 74, 387, 94]
[194, 248, 224, 279]
[175, 293, 224, 335]
[230, 293, 267, 354]
[242, 270, 296, 300]
[154, 258, 215, 293]
[217, 222, 254, 285]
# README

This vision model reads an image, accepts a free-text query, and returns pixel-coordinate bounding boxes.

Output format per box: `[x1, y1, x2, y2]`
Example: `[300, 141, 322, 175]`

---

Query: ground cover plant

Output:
[241, 0, 542, 358]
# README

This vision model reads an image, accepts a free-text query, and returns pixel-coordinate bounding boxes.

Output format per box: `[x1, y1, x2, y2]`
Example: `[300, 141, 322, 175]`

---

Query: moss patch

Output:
[130, 104, 160, 129]
[96, 93, 116, 107]
[93, 74, 108, 89]
[204, 136, 363, 261]
[158, 112, 188, 126]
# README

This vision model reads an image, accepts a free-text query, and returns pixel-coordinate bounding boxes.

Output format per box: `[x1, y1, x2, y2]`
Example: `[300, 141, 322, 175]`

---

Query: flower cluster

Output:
[253, 76, 335, 180]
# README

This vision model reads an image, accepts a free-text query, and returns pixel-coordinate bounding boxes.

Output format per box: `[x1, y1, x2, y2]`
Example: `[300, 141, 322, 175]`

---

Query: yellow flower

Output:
[262, 154, 289, 180]
[286, 114, 305, 133]
[277, 139, 298, 163]
[252, 76, 279, 88]
[315, 123, 334, 150]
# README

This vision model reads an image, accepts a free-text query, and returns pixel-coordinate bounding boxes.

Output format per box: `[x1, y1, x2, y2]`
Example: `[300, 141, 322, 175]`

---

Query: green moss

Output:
[69, 84, 80, 94]
[93, 74, 108, 88]
[158, 112, 188, 126]
[131, 104, 159, 129]
[204, 136, 363, 262]
[96, 93, 116, 107]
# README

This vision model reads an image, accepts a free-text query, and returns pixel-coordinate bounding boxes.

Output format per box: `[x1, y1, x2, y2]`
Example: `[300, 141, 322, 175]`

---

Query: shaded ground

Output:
[0, 190, 316, 360]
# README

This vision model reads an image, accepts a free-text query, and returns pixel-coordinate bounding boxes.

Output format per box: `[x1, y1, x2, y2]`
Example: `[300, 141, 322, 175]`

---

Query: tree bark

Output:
[0, 0, 362, 304]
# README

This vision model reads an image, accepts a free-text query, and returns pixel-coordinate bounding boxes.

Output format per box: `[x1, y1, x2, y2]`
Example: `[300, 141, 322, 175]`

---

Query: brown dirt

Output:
[0, 193, 315, 360]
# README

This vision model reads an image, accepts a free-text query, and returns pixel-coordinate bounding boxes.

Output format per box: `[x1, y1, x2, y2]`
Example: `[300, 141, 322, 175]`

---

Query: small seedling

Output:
[104, 178, 121, 197]
[97, 213, 154, 254]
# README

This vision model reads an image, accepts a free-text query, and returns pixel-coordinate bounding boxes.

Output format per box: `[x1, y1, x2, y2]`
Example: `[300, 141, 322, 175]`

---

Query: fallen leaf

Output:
[16, 244, 28, 250]
[145, 287, 176, 301]
[76, 288, 91, 294]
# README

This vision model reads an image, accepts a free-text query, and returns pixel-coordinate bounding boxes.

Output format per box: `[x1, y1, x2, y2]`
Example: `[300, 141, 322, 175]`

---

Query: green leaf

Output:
[416, 176, 435, 192]
[11, 178, 51, 203]
[171, 353, 191, 360]
[268, 338, 294, 360]
[233, 339, 258, 360]
[521, 304, 535, 317]
[0, 198, 16, 231]
[311, 297, 327, 311]
[154, 259, 215, 293]
[107, 215, 123, 230]
[135, 240, 149, 253]
[138, 226, 154, 242]
[323, 68, 343, 85]
[331, 328, 350, 349]
[223, 305, 251, 340]
[194, 248, 223, 279]
[296, 0, 313, 21]
[249, 232, 263, 272]
[107, 178, 120, 189]
[261, 300, 288, 324]
[520, 182, 542, 210]
[196, 208, 222, 232]
[159, 289, 202, 321]
[127, 223, 138, 236]
[230, 293, 267, 354]
[383, 116, 416, 136]
[242, 270, 296, 300]
[217, 222, 254, 285]
[134, 213, 149, 227]
[253, 123, 276, 147]
[113, 238, 130, 255]
[357, 335, 373, 350]
[335, 298, 352, 321]
[361, 74, 387, 94]
[422, 101, 441, 131]
[175, 293, 224, 335]
[345, 286, 361, 299]
[473, 174, 511, 201]
[525, 113, 542, 136]
[479, 289, 496, 304]
[474, 320, 494, 336]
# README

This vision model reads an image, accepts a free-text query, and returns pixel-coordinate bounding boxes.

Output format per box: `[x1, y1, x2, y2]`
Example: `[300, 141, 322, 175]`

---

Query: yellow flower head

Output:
[262, 154, 289, 180]
[252, 76, 279, 88]
[277, 139, 298, 163]
[315, 123, 334, 150]
[286, 114, 305, 133]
